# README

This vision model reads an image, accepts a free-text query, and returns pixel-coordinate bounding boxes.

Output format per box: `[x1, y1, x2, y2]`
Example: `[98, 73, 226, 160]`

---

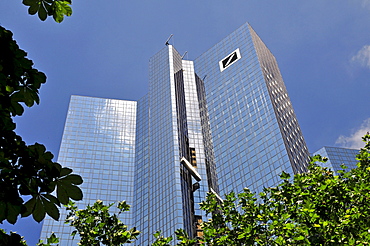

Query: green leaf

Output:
[41, 196, 59, 221]
[56, 184, 69, 205]
[22, 0, 37, 6]
[43, 151, 54, 161]
[280, 171, 290, 180]
[43, 194, 60, 207]
[31, 142, 47, 155]
[31, 70, 47, 89]
[33, 198, 46, 222]
[0, 202, 7, 222]
[5, 85, 14, 92]
[10, 100, 24, 116]
[22, 197, 37, 217]
[118, 201, 130, 211]
[294, 235, 305, 241]
[61, 174, 83, 185]
[7, 203, 21, 224]
[65, 185, 83, 201]
[38, 4, 47, 21]
[47, 181, 57, 193]
[52, 1, 72, 23]
[284, 223, 294, 230]
[60, 167, 72, 176]
[28, 3, 39, 15]
[42, 0, 52, 13]
[46, 233, 59, 244]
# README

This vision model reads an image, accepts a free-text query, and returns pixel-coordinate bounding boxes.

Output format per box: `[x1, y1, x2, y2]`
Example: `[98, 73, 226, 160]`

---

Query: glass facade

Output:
[132, 46, 187, 244]
[40, 95, 137, 245]
[194, 23, 309, 196]
[40, 22, 310, 245]
[313, 146, 359, 172]
[133, 47, 216, 244]
[132, 94, 150, 244]
[182, 60, 218, 237]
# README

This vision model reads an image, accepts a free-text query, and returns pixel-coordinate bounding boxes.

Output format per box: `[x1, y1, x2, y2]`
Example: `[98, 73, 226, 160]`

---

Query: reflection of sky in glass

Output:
[95, 99, 136, 148]
[313, 146, 359, 174]
[40, 96, 137, 245]
[194, 23, 307, 196]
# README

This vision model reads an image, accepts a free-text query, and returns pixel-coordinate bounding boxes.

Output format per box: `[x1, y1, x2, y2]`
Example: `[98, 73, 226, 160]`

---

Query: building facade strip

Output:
[138, 45, 188, 244]
[194, 73, 219, 195]
[248, 25, 309, 174]
[133, 94, 151, 244]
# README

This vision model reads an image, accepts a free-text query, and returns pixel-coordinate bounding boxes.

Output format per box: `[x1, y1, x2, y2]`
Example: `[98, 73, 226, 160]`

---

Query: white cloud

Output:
[351, 45, 370, 69]
[336, 118, 370, 149]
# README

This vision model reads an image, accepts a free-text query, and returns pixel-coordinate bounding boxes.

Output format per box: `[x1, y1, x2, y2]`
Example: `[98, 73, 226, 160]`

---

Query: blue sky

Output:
[1, 1, 370, 245]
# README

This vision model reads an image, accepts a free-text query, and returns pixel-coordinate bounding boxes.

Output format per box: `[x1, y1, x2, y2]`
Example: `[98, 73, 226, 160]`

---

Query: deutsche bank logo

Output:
[219, 48, 241, 72]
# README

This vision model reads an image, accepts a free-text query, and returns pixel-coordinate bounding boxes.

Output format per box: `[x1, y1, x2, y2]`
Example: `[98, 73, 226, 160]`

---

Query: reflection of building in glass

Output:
[40, 22, 310, 245]
[313, 146, 359, 172]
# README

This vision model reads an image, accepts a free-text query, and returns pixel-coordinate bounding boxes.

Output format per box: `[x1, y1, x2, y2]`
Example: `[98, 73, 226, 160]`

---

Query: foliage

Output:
[0, 2, 76, 245]
[152, 231, 173, 246]
[37, 233, 59, 246]
[22, 0, 72, 23]
[0, 25, 83, 228]
[0, 229, 27, 246]
[63, 200, 140, 245]
[163, 134, 370, 245]
[153, 229, 197, 246]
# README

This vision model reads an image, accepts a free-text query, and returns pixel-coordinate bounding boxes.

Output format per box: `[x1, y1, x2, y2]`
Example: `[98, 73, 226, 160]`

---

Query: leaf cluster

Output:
[0, 25, 83, 227]
[37, 233, 59, 246]
[0, 229, 27, 246]
[197, 134, 370, 245]
[64, 200, 140, 245]
[160, 134, 370, 245]
[153, 230, 197, 246]
[22, 0, 72, 23]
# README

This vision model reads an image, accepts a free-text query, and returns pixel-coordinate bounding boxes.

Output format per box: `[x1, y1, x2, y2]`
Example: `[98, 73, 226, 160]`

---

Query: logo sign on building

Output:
[219, 48, 241, 72]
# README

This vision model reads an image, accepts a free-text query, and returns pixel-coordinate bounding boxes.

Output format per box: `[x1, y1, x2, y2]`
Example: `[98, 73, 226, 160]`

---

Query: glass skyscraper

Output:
[194, 24, 309, 197]
[40, 22, 309, 245]
[40, 96, 137, 245]
[313, 146, 359, 172]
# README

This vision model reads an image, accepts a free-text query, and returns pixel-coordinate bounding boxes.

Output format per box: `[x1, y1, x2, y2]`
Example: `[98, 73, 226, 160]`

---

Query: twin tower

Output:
[41, 23, 309, 245]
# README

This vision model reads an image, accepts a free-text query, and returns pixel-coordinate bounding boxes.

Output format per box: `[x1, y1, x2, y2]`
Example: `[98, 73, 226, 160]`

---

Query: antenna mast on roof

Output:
[165, 34, 173, 46]
[181, 51, 188, 59]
